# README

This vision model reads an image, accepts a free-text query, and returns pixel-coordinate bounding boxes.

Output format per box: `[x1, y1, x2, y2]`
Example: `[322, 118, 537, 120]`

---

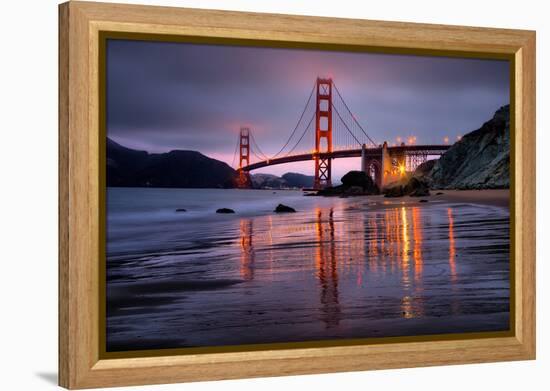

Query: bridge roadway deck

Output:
[242, 144, 450, 172]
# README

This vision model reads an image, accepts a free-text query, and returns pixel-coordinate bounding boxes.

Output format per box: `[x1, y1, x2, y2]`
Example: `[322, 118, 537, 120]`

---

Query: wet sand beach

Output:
[424, 189, 509, 207]
[106, 188, 510, 351]
[364, 189, 510, 210]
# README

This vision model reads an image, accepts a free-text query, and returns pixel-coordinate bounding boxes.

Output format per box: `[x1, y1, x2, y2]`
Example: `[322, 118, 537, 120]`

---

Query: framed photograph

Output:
[59, 1, 536, 389]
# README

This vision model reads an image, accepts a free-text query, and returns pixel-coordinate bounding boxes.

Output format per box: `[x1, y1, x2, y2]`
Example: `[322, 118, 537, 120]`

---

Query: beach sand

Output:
[361, 189, 510, 211]
[106, 187, 510, 351]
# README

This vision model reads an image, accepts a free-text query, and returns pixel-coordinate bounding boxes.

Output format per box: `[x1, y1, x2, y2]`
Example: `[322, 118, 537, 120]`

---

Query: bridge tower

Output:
[314, 77, 333, 189]
[239, 127, 250, 169]
[236, 127, 251, 188]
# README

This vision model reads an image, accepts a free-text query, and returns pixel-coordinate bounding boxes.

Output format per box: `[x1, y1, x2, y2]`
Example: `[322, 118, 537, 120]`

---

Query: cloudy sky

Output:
[106, 39, 510, 179]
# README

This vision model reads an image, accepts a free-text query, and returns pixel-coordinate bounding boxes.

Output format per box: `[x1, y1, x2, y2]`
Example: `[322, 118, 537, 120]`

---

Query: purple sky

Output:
[106, 39, 509, 180]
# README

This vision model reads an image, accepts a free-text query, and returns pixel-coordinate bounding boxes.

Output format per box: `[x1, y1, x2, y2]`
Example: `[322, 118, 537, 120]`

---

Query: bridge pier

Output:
[360, 144, 384, 190]
[236, 169, 251, 188]
[379, 141, 409, 188]
[381, 141, 392, 189]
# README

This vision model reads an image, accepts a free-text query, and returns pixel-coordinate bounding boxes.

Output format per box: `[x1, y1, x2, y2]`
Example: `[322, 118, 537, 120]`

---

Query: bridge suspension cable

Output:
[231, 134, 240, 168]
[269, 81, 316, 159]
[251, 148, 267, 162]
[249, 131, 270, 160]
[332, 81, 378, 147]
[283, 112, 316, 156]
[235, 78, 380, 169]
[331, 102, 362, 146]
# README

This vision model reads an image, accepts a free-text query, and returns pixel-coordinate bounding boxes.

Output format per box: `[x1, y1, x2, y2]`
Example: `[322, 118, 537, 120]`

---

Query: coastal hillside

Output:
[428, 105, 510, 189]
[107, 138, 237, 188]
[282, 172, 315, 188]
[250, 174, 287, 189]
[251, 172, 315, 189]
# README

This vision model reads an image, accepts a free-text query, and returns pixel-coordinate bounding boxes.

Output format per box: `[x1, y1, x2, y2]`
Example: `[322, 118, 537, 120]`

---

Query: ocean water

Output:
[106, 188, 510, 351]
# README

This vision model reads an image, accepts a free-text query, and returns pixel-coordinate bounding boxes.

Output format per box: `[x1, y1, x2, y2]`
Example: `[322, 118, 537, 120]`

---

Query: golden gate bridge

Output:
[231, 77, 450, 190]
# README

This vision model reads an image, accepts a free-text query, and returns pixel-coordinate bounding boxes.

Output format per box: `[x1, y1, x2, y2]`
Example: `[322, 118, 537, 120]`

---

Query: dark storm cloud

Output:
[106, 39, 509, 163]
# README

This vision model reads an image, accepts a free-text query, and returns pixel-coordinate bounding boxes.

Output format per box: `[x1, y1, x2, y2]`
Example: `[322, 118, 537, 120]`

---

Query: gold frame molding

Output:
[59, 1, 536, 389]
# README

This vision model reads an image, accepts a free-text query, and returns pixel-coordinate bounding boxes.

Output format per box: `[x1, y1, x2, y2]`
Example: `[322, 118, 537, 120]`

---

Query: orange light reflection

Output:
[412, 207, 423, 284]
[239, 219, 254, 281]
[448, 208, 457, 283]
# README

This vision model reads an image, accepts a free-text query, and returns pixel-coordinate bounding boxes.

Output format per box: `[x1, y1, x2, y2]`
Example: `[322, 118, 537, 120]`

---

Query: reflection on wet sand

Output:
[448, 208, 457, 283]
[447, 208, 460, 315]
[315, 208, 341, 328]
[239, 219, 254, 281]
[236, 202, 461, 322]
[107, 188, 509, 350]
[412, 207, 424, 285]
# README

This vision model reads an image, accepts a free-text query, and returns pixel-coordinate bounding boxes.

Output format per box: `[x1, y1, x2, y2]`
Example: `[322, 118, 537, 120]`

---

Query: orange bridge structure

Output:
[233, 78, 450, 189]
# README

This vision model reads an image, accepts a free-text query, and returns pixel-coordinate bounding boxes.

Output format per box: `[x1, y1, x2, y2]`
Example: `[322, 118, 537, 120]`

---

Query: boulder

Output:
[414, 159, 436, 177]
[384, 176, 430, 198]
[317, 170, 379, 197]
[404, 177, 430, 196]
[216, 208, 235, 214]
[410, 188, 430, 197]
[316, 185, 344, 197]
[384, 186, 405, 198]
[274, 204, 296, 213]
[341, 171, 379, 194]
[345, 186, 364, 195]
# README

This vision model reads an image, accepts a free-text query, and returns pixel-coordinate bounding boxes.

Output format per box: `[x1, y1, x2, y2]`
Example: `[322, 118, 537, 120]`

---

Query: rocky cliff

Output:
[428, 105, 510, 189]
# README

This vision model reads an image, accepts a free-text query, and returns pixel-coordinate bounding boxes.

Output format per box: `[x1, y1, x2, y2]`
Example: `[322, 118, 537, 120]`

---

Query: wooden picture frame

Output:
[59, 1, 536, 389]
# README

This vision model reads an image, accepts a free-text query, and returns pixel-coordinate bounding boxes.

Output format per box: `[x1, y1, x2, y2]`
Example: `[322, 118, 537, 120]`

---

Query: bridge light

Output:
[399, 164, 406, 175]
[396, 136, 402, 143]
[444, 136, 449, 144]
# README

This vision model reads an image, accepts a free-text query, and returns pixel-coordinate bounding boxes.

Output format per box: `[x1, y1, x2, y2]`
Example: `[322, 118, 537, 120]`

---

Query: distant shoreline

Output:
[106, 186, 510, 211]
[106, 186, 305, 191]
